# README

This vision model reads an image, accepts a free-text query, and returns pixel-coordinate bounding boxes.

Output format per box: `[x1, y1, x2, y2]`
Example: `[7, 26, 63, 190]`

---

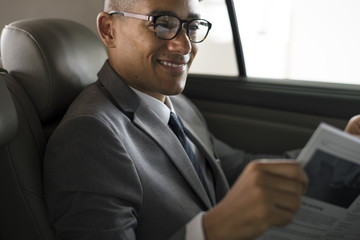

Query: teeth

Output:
[161, 61, 185, 68]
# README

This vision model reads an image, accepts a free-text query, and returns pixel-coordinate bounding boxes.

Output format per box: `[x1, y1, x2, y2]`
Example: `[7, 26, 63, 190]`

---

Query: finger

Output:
[249, 160, 309, 193]
[345, 115, 360, 133]
[267, 190, 302, 226]
[250, 188, 302, 227]
[258, 172, 306, 195]
[271, 205, 298, 226]
[255, 159, 302, 178]
[272, 189, 302, 213]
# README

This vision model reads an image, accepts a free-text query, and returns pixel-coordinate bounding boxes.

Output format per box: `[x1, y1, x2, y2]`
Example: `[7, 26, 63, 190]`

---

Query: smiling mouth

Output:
[159, 60, 188, 73]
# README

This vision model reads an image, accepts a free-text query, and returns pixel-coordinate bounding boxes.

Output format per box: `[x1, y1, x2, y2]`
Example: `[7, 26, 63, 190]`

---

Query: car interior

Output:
[1, 0, 360, 239]
[0, 19, 107, 239]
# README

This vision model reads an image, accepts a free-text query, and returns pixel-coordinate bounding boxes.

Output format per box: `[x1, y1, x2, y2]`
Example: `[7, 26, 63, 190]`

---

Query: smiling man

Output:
[44, 0, 308, 239]
[102, 0, 201, 102]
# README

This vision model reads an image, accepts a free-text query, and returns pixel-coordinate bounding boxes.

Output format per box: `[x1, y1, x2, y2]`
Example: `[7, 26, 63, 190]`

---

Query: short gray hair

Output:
[104, 0, 142, 12]
[104, 0, 203, 12]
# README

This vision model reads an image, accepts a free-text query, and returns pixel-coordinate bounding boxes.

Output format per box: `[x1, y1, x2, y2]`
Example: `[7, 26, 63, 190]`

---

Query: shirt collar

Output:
[130, 87, 175, 125]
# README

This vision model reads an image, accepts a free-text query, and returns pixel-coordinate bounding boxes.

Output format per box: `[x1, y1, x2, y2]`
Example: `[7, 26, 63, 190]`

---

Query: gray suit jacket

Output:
[44, 61, 257, 240]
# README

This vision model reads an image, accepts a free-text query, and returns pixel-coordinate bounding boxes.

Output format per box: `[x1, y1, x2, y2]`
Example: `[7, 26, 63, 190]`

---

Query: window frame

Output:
[225, 0, 246, 77]
[185, 0, 360, 121]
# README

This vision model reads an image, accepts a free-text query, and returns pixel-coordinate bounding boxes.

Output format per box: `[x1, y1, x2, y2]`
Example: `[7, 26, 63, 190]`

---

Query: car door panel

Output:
[184, 75, 358, 154]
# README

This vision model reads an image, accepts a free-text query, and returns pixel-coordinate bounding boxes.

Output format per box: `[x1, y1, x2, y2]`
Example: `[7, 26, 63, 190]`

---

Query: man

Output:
[44, 0, 308, 239]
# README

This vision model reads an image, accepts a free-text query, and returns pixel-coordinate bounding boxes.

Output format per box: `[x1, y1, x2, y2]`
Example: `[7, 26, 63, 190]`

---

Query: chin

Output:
[163, 85, 185, 96]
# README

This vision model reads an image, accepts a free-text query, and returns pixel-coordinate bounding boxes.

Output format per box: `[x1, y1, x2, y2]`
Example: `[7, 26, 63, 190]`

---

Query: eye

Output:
[155, 16, 179, 29]
[188, 20, 205, 31]
[189, 24, 200, 31]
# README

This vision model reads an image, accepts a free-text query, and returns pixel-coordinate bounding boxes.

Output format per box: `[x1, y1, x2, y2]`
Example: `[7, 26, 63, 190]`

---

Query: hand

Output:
[345, 115, 360, 137]
[203, 160, 308, 240]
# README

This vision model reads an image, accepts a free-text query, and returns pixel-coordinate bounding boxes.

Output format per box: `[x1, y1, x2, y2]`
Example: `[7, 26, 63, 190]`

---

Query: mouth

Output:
[158, 60, 188, 74]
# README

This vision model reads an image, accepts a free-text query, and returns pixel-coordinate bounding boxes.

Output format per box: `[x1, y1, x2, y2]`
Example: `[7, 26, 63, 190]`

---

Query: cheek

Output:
[186, 44, 199, 68]
[121, 39, 149, 65]
[191, 43, 199, 57]
[134, 36, 160, 60]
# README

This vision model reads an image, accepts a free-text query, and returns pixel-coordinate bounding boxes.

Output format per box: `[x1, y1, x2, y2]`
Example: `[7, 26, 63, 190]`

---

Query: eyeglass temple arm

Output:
[108, 11, 154, 22]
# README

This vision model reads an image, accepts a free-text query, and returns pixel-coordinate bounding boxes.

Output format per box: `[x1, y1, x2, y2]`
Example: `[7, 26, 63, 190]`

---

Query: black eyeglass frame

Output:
[108, 10, 212, 43]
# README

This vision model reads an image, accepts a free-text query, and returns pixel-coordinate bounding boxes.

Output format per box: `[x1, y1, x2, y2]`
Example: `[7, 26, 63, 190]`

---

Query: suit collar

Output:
[130, 86, 174, 126]
[97, 61, 140, 117]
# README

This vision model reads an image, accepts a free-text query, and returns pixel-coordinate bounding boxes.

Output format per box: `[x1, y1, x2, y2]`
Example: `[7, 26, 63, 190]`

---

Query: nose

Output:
[166, 27, 192, 55]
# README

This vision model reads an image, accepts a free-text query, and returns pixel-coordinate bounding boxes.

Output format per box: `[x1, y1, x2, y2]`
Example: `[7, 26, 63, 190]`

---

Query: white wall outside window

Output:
[191, 0, 360, 85]
[190, 0, 238, 76]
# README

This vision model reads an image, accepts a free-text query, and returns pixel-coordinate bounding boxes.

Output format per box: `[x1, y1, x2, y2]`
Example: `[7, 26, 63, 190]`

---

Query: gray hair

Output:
[104, 0, 203, 12]
[104, 0, 142, 12]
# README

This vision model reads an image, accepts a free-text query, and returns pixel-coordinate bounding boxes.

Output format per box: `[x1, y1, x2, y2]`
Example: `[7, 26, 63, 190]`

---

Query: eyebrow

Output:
[148, 9, 201, 19]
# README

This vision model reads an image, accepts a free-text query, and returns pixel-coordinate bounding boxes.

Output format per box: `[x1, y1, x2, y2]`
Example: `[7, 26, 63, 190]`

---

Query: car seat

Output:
[0, 18, 107, 240]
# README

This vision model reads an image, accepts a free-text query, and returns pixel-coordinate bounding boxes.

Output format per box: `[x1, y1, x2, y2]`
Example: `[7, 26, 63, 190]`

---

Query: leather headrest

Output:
[0, 19, 107, 122]
[0, 72, 18, 146]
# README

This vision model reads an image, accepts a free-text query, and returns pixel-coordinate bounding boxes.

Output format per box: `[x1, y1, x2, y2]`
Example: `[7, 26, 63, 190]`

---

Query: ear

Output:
[97, 12, 116, 48]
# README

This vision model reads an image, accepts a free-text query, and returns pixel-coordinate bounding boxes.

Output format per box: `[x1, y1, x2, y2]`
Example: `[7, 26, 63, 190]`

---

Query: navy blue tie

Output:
[168, 112, 211, 198]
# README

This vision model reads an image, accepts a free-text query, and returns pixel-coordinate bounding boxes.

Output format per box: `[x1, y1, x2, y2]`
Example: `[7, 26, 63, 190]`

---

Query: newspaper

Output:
[257, 123, 360, 240]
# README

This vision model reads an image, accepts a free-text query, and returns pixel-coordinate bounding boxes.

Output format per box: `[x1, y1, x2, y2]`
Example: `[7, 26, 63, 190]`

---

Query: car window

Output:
[235, 0, 360, 84]
[190, 0, 238, 76]
[192, 0, 360, 85]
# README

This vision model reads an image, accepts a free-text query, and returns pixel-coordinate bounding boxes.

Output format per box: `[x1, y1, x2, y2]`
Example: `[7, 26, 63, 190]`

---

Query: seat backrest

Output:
[0, 70, 17, 146]
[1, 18, 107, 139]
[0, 70, 54, 240]
[0, 19, 107, 240]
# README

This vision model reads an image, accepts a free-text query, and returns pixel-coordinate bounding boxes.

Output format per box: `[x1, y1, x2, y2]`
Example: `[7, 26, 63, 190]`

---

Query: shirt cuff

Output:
[185, 212, 206, 240]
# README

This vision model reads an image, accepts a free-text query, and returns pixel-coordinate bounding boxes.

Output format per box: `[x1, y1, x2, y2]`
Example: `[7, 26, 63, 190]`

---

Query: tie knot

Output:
[169, 112, 182, 130]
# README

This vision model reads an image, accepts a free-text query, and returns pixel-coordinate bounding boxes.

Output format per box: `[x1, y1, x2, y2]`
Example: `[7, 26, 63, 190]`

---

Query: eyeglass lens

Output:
[154, 16, 210, 43]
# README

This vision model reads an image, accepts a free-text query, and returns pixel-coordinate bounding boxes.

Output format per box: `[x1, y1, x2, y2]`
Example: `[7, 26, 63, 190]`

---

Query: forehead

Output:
[134, 0, 201, 18]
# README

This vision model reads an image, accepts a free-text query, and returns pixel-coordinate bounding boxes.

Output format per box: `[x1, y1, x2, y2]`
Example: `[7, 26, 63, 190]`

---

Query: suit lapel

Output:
[98, 62, 212, 208]
[180, 116, 230, 202]
[170, 95, 229, 202]
[133, 104, 212, 208]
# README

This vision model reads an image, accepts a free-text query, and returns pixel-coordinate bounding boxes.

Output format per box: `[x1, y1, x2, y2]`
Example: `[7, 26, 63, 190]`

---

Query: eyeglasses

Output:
[108, 11, 212, 43]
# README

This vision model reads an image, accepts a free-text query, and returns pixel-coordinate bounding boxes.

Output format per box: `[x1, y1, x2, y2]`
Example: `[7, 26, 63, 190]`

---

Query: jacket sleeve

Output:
[44, 114, 143, 240]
